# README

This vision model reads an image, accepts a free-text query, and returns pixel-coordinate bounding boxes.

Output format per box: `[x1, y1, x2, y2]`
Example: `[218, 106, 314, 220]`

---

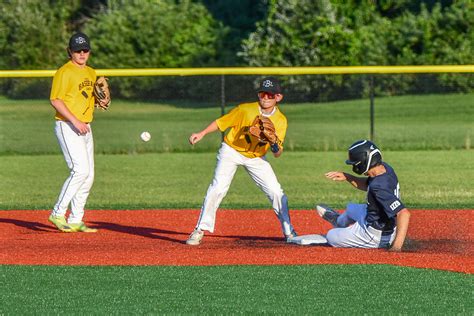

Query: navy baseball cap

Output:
[257, 77, 282, 94]
[68, 32, 90, 51]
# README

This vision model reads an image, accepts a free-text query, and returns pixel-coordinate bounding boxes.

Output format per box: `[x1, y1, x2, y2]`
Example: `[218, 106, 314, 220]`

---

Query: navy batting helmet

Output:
[345, 140, 382, 175]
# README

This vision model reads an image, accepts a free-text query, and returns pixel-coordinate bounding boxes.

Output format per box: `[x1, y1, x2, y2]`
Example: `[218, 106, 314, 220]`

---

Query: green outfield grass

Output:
[0, 93, 472, 155]
[1, 150, 473, 210]
[1, 265, 471, 314]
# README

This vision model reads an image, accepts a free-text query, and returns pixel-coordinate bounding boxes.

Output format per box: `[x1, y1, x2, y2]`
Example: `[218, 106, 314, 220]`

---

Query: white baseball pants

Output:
[326, 203, 396, 248]
[52, 121, 94, 224]
[195, 143, 295, 237]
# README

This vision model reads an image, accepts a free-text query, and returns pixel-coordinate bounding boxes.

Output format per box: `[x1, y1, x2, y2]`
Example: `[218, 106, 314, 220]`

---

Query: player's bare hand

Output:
[388, 246, 402, 252]
[388, 241, 404, 252]
[73, 120, 90, 135]
[189, 132, 203, 145]
[325, 171, 347, 181]
[99, 97, 110, 107]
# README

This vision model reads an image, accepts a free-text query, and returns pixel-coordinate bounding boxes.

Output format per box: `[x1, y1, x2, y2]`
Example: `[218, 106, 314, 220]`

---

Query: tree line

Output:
[0, 0, 472, 102]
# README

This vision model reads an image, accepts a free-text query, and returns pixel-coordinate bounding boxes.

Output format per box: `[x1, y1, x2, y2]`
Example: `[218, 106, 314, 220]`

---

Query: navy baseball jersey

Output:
[366, 162, 405, 233]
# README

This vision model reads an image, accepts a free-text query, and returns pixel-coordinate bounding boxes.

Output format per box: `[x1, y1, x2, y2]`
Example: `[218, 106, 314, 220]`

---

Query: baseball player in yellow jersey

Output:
[186, 77, 297, 245]
[48, 32, 106, 233]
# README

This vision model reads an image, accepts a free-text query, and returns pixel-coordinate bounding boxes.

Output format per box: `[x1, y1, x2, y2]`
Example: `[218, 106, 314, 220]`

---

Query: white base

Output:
[287, 234, 328, 245]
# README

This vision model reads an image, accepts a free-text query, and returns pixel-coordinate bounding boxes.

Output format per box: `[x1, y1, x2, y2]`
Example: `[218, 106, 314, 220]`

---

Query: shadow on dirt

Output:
[0, 218, 54, 232]
[91, 221, 188, 243]
[403, 238, 472, 255]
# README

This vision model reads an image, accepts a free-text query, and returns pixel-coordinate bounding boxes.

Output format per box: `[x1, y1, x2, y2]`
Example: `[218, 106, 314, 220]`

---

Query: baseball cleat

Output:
[48, 215, 73, 232]
[186, 229, 204, 245]
[68, 222, 98, 233]
[316, 204, 340, 227]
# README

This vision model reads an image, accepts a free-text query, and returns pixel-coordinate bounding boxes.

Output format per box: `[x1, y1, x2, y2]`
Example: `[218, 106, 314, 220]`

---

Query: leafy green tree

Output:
[375, 0, 455, 18]
[240, 0, 375, 101]
[240, 0, 472, 101]
[432, 0, 474, 92]
[381, 1, 473, 94]
[201, 0, 268, 65]
[1, 0, 471, 100]
[85, 0, 225, 99]
[0, 0, 79, 97]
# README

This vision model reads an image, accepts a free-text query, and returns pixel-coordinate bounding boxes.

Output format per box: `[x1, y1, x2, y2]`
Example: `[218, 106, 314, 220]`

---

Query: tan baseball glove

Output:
[249, 115, 279, 144]
[93, 76, 111, 110]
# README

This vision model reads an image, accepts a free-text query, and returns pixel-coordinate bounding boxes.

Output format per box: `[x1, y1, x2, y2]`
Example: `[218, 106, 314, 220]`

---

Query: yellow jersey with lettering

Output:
[216, 102, 287, 158]
[50, 61, 96, 122]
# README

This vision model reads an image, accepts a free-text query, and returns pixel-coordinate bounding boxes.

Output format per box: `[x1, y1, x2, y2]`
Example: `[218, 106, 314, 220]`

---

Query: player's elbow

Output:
[50, 99, 62, 110]
[396, 208, 411, 228]
[399, 208, 410, 218]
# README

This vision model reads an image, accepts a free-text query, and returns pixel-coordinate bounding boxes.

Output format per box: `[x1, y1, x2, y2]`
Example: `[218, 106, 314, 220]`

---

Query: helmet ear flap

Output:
[346, 140, 382, 174]
[367, 149, 382, 171]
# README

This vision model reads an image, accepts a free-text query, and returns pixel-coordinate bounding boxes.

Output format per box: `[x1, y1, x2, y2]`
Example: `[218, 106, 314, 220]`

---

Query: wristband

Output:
[270, 143, 279, 153]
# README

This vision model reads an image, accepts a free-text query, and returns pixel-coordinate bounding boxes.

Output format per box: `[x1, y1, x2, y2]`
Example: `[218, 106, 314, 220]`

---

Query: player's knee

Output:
[207, 184, 229, 199]
[72, 168, 90, 181]
[85, 172, 94, 184]
[326, 229, 342, 247]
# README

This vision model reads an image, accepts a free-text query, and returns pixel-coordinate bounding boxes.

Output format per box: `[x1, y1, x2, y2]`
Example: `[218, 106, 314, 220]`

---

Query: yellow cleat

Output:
[48, 215, 73, 232]
[68, 222, 98, 233]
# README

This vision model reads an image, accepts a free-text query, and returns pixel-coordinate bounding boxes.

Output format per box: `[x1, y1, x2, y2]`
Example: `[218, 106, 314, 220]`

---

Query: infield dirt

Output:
[0, 210, 472, 273]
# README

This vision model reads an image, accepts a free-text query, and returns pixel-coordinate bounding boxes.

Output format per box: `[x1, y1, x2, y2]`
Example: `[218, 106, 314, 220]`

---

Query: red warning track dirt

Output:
[0, 210, 472, 273]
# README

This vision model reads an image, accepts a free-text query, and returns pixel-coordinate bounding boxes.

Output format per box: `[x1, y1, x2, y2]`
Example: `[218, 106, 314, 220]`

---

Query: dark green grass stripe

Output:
[2, 150, 473, 210]
[1, 265, 471, 314]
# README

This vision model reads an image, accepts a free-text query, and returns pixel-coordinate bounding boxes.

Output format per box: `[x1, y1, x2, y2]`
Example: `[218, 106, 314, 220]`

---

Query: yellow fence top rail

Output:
[1, 65, 473, 78]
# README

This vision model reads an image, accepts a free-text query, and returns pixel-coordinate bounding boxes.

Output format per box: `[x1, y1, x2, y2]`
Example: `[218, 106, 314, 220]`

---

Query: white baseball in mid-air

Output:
[140, 131, 151, 142]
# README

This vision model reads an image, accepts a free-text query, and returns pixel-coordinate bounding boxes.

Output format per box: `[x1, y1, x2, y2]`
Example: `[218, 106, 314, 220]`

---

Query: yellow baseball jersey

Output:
[216, 102, 287, 158]
[50, 61, 96, 122]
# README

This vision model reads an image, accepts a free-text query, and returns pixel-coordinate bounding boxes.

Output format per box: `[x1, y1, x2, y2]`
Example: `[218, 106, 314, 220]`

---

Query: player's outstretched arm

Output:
[189, 120, 219, 145]
[325, 171, 347, 181]
[325, 172, 368, 191]
[388, 208, 411, 252]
